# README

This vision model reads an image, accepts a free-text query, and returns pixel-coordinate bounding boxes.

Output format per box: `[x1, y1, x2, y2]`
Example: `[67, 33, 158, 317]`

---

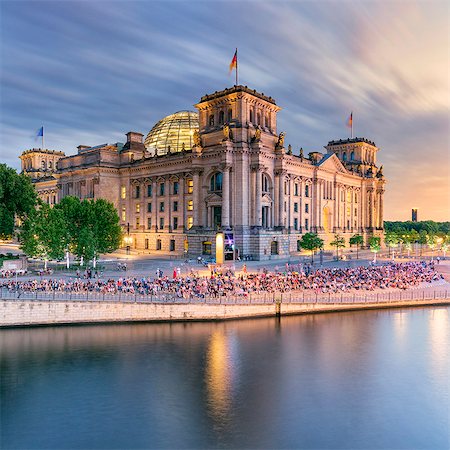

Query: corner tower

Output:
[195, 85, 281, 148]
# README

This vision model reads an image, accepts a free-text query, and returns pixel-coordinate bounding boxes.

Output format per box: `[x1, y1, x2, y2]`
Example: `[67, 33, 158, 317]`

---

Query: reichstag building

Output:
[20, 85, 386, 260]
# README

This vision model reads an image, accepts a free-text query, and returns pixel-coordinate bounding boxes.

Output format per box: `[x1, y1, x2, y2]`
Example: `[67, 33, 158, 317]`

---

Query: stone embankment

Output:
[1, 291, 449, 327]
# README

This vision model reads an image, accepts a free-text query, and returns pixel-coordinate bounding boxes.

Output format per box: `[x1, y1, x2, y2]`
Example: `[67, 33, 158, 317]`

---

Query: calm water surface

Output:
[1, 307, 449, 449]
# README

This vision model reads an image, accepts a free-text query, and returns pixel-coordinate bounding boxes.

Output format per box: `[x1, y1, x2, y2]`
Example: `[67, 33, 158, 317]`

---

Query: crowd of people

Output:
[0, 261, 444, 299]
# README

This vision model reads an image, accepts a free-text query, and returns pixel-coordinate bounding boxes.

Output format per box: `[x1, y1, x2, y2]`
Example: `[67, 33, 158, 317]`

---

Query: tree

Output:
[56, 197, 122, 265]
[369, 236, 381, 263]
[384, 231, 399, 259]
[418, 230, 428, 256]
[349, 234, 364, 259]
[19, 203, 68, 269]
[298, 232, 324, 263]
[0, 164, 37, 238]
[330, 234, 346, 261]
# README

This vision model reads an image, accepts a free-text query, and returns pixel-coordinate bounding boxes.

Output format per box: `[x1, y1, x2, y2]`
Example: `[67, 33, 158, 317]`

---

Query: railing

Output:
[1, 286, 448, 305]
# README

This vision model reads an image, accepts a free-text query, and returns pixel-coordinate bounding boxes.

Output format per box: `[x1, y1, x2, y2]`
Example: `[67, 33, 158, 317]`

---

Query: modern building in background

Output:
[412, 208, 418, 222]
[20, 85, 386, 259]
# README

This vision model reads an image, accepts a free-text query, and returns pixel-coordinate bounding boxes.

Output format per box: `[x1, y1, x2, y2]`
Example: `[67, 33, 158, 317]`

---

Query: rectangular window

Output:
[147, 202, 152, 213]
[305, 218, 309, 230]
[170, 239, 175, 252]
[294, 218, 298, 230]
[145, 239, 149, 250]
[135, 203, 140, 213]
[147, 217, 152, 229]
[160, 202, 165, 212]
[147, 184, 153, 197]
[136, 217, 140, 228]
[294, 183, 299, 196]
[187, 179, 193, 194]
[156, 239, 162, 250]
[173, 217, 178, 230]
[187, 200, 193, 211]
[202, 241, 212, 255]
[173, 181, 179, 195]
[159, 183, 165, 196]
[187, 216, 193, 229]
[121, 186, 126, 199]
[294, 202, 298, 213]
[121, 207, 126, 221]
[355, 193, 358, 203]
[135, 185, 140, 199]
[173, 201, 178, 212]
[355, 207, 358, 216]
[305, 185, 309, 197]
[159, 217, 164, 229]
[305, 203, 309, 214]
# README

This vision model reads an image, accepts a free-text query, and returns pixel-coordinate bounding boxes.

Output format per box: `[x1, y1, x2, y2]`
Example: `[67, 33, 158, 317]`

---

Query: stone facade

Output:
[20, 85, 386, 260]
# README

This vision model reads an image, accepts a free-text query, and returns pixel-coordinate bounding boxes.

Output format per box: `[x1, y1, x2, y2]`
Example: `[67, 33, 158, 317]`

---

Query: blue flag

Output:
[36, 126, 44, 137]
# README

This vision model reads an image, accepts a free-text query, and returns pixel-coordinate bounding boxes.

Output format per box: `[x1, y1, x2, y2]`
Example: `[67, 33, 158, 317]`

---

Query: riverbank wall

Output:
[1, 297, 449, 327]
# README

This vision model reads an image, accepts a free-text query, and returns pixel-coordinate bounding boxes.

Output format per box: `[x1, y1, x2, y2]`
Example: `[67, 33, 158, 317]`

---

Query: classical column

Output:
[378, 189, 384, 229]
[152, 179, 158, 232]
[192, 171, 200, 227]
[221, 165, 231, 228]
[277, 170, 286, 228]
[255, 167, 262, 226]
[179, 175, 185, 231]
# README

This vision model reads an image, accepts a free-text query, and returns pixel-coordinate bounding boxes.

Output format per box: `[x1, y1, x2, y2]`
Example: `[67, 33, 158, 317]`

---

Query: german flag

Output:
[346, 112, 353, 128]
[229, 49, 237, 74]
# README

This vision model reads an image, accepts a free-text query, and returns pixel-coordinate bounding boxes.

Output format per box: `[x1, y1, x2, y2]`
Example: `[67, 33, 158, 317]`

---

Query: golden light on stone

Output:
[216, 232, 224, 265]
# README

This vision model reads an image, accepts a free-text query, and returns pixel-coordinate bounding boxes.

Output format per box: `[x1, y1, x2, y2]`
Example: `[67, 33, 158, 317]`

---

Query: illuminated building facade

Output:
[20, 85, 385, 260]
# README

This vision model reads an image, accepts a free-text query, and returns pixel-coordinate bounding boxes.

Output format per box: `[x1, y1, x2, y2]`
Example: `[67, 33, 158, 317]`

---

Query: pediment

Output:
[205, 192, 222, 202]
[318, 153, 348, 173]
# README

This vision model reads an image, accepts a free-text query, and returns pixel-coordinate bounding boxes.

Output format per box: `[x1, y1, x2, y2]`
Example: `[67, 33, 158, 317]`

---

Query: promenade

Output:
[1, 260, 449, 327]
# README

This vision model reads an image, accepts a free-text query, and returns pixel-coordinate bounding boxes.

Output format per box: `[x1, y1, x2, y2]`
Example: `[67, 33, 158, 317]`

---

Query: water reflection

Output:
[428, 308, 449, 380]
[205, 330, 239, 427]
[1, 308, 449, 449]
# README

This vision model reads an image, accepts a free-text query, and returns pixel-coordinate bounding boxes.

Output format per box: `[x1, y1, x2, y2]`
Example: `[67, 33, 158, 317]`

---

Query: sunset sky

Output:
[0, 1, 448, 221]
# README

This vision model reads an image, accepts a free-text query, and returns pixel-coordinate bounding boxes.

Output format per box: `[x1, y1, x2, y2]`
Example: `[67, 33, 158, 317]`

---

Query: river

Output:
[1, 307, 449, 449]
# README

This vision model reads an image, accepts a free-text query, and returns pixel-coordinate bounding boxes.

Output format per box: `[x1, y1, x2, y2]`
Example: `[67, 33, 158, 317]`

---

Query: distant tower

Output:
[19, 148, 65, 180]
[412, 208, 418, 222]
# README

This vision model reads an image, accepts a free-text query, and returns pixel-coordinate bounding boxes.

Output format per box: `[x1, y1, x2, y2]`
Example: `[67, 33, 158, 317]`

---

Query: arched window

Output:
[350, 151, 355, 161]
[48, 161, 53, 169]
[219, 111, 225, 125]
[342, 152, 347, 161]
[41, 160, 46, 169]
[249, 110, 253, 123]
[265, 115, 270, 128]
[257, 112, 261, 125]
[210, 172, 223, 192]
[227, 109, 232, 122]
[262, 173, 270, 193]
[209, 114, 215, 126]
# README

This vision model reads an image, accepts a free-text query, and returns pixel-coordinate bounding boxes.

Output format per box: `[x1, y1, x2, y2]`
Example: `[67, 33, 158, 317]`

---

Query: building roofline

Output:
[198, 85, 277, 105]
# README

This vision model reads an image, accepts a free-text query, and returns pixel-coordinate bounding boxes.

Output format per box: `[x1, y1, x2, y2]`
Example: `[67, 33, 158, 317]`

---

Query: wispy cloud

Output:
[1, 0, 448, 220]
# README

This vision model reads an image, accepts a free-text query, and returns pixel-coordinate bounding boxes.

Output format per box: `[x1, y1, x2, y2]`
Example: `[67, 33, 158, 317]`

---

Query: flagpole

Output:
[351, 113, 353, 139]
[235, 47, 238, 86]
[42, 128, 44, 150]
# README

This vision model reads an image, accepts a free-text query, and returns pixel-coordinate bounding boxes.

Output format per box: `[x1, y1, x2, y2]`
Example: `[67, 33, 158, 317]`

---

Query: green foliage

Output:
[384, 220, 450, 235]
[20, 196, 122, 264]
[349, 234, 364, 259]
[330, 234, 346, 249]
[349, 234, 364, 247]
[369, 236, 381, 253]
[19, 203, 68, 261]
[330, 234, 346, 260]
[384, 231, 399, 247]
[298, 232, 324, 263]
[0, 164, 37, 238]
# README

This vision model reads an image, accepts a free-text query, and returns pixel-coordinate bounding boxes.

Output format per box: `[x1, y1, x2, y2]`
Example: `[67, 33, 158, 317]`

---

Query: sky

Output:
[0, 0, 449, 221]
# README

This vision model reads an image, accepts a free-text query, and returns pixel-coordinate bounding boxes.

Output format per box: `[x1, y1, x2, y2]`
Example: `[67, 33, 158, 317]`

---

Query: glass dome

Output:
[144, 110, 199, 156]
